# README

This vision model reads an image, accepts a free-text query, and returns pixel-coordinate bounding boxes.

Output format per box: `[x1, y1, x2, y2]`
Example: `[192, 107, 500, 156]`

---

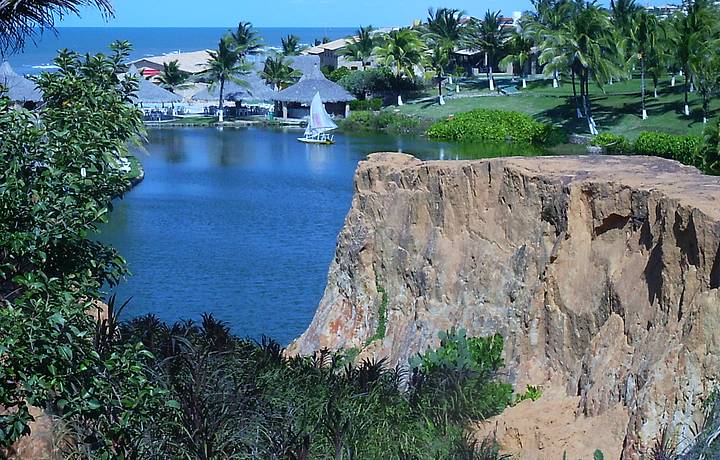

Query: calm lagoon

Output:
[101, 127, 540, 343]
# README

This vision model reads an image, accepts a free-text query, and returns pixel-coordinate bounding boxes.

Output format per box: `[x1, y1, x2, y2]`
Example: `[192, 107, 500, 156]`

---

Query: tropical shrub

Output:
[328, 66, 351, 82]
[701, 119, 720, 174]
[427, 109, 553, 145]
[339, 67, 424, 99]
[349, 97, 383, 111]
[591, 133, 633, 154]
[634, 132, 704, 170]
[115, 317, 514, 459]
[340, 110, 425, 134]
[0, 42, 166, 457]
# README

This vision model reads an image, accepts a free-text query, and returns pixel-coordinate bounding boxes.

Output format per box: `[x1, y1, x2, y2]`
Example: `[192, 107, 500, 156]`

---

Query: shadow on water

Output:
[102, 126, 545, 344]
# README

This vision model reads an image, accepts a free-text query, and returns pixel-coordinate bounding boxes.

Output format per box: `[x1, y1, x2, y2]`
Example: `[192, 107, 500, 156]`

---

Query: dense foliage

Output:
[0, 42, 168, 457]
[0, 0, 113, 53]
[104, 317, 513, 459]
[589, 125, 720, 174]
[427, 109, 552, 145]
[338, 67, 424, 99]
[634, 132, 705, 168]
[340, 110, 425, 134]
[348, 97, 383, 111]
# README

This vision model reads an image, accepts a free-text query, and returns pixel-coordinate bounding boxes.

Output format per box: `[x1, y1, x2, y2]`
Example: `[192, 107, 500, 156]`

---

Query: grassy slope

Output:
[399, 75, 716, 139]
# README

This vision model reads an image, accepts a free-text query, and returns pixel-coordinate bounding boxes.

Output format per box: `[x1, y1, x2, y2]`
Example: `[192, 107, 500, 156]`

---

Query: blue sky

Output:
[59, 0, 667, 28]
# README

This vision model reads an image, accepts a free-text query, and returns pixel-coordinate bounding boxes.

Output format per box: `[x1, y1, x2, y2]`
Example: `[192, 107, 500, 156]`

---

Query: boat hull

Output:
[297, 137, 334, 145]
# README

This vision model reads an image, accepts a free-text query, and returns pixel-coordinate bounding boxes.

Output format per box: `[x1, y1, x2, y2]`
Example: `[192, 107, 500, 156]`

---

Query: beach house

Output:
[130, 50, 213, 78]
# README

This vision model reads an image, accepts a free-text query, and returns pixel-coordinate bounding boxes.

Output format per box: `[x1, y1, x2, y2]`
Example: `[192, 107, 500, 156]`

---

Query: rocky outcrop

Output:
[290, 153, 720, 458]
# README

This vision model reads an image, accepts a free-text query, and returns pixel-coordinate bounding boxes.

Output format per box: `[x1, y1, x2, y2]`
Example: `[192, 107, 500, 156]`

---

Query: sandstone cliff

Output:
[291, 153, 720, 458]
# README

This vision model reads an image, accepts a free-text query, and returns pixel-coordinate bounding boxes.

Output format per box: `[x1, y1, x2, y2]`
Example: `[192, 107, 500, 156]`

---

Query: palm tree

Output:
[424, 7, 466, 72]
[426, 42, 451, 104]
[373, 29, 426, 79]
[628, 12, 666, 119]
[343, 26, 375, 70]
[646, 18, 673, 98]
[611, 0, 641, 45]
[544, 1, 623, 134]
[500, 31, 534, 89]
[207, 35, 247, 122]
[524, 0, 574, 88]
[281, 34, 301, 56]
[157, 60, 188, 93]
[373, 29, 426, 105]
[690, 33, 720, 123]
[231, 21, 263, 60]
[671, 0, 717, 117]
[261, 54, 299, 90]
[0, 0, 113, 52]
[466, 10, 510, 91]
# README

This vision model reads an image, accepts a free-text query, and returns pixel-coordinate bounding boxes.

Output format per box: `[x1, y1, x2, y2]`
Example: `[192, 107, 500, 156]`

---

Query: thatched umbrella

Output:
[0, 61, 42, 102]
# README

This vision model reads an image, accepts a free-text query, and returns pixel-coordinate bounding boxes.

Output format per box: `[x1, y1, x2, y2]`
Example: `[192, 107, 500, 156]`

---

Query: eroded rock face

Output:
[290, 153, 720, 458]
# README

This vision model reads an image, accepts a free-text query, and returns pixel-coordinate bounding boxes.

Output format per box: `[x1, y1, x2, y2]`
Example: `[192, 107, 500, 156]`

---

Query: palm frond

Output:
[0, 0, 113, 54]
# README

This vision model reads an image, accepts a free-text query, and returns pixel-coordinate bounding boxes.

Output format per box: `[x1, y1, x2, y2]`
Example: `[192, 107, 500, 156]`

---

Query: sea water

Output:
[8, 27, 356, 75]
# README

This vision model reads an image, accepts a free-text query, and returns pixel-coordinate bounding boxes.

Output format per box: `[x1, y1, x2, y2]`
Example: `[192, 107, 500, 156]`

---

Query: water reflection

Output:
[101, 127, 540, 344]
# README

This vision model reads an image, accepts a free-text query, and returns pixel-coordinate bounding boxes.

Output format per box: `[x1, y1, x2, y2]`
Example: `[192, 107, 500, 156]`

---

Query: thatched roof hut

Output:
[127, 65, 182, 104]
[192, 71, 276, 102]
[273, 64, 355, 105]
[287, 55, 321, 77]
[0, 62, 42, 102]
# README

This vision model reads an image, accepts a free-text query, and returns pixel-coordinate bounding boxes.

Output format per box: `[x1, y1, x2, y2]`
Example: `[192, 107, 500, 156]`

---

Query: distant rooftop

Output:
[130, 50, 213, 74]
[303, 38, 353, 55]
[0, 62, 42, 102]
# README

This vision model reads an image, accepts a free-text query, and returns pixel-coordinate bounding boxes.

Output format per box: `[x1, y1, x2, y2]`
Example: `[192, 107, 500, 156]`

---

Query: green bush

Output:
[427, 109, 552, 145]
[634, 131, 704, 169]
[0, 42, 166, 457]
[411, 329, 505, 376]
[349, 97, 383, 111]
[701, 119, 720, 174]
[339, 67, 424, 99]
[340, 110, 424, 134]
[591, 133, 633, 154]
[328, 66, 351, 82]
[113, 317, 514, 459]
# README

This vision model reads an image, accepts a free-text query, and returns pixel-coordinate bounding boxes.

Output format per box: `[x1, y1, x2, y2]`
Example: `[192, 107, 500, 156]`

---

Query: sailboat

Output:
[298, 92, 337, 145]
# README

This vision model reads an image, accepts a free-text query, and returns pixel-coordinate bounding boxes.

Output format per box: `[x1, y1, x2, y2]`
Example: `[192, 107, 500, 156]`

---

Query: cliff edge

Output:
[290, 153, 720, 458]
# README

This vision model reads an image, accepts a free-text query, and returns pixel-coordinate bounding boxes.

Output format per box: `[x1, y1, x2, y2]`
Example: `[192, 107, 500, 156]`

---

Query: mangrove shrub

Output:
[427, 109, 552, 145]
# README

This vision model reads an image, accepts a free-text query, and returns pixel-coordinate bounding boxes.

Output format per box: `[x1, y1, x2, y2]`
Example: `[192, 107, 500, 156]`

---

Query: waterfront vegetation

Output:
[427, 108, 553, 145]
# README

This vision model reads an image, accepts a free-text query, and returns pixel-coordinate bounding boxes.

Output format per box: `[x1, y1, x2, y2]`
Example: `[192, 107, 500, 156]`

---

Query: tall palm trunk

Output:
[438, 75, 445, 105]
[641, 59, 647, 119]
[684, 71, 690, 116]
[571, 69, 582, 118]
[653, 76, 659, 98]
[218, 78, 226, 122]
[582, 69, 598, 135]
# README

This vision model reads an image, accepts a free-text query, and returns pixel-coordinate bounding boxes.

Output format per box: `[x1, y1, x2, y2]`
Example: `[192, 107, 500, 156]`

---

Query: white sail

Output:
[307, 92, 337, 134]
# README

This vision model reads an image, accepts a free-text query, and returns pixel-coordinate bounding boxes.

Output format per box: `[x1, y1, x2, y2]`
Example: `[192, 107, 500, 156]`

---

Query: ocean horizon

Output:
[7, 27, 358, 75]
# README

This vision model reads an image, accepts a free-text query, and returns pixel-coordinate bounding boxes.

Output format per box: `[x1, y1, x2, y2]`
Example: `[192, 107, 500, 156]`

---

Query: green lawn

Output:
[399, 75, 717, 139]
